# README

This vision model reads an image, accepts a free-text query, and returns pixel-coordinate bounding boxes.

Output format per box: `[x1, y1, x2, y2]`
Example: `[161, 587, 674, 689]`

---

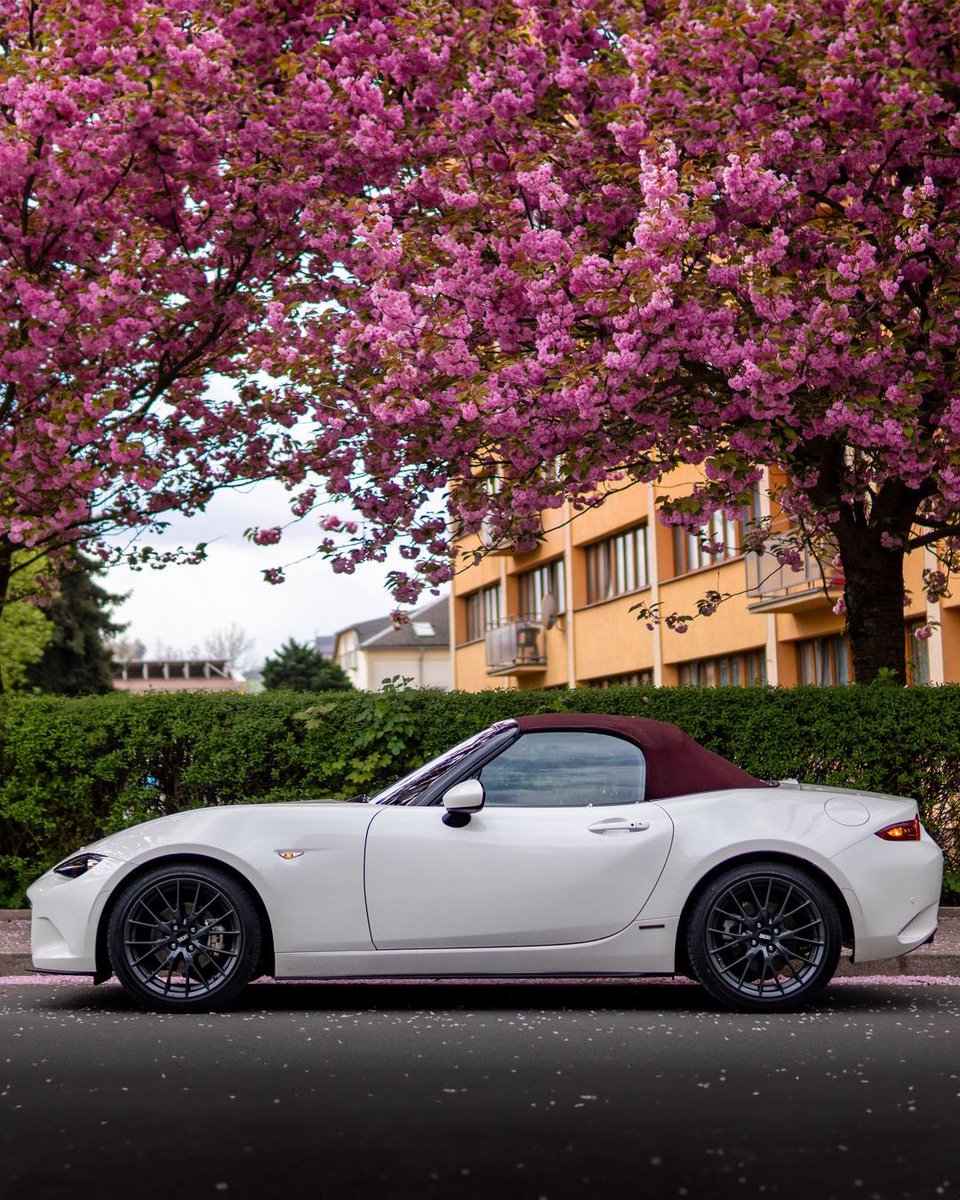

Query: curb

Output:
[1, 953, 32, 975]
[3, 953, 959, 980]
[4, 911, 959, 982]
[4, 954, 960, 983]
[836, 952, 960, 977]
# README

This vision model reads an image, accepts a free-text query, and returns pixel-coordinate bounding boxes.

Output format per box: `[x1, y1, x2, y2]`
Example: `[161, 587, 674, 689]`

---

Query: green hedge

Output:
[2, 685, 958, 906]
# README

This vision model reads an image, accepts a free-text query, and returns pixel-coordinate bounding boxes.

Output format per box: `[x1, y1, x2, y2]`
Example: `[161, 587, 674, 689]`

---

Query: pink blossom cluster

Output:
[2, 0, 959, 674]
[922, 569, 951, 604]
[0, 0, 449, 598]
[270, 0, 959, 640]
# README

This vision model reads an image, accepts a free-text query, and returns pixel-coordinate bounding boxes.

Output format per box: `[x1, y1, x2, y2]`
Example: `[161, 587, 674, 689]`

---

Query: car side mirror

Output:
[441, 778, 485, 827]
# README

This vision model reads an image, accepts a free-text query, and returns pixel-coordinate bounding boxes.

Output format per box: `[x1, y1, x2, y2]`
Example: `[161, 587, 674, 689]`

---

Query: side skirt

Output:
[273, 919, 679, 980]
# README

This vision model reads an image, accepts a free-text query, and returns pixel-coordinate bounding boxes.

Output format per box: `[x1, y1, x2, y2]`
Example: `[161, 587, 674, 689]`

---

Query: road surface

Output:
[2, 977, 959, 1200]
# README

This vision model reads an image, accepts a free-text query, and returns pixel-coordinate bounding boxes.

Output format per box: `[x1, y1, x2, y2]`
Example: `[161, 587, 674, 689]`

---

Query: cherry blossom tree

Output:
[273, 0, 959, 685]
[5, 1, 959, 686]
[0, 0, 449, 687]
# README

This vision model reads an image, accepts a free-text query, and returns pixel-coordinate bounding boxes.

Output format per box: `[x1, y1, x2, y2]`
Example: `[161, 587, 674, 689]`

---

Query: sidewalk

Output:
[3, 908, 959, 980]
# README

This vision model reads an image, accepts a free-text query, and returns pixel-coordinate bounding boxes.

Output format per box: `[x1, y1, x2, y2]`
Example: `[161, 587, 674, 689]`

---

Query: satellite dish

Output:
[541, 592, 559, 630]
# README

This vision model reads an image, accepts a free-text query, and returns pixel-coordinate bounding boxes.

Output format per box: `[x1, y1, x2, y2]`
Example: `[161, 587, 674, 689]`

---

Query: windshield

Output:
[372, 720, 518, 806]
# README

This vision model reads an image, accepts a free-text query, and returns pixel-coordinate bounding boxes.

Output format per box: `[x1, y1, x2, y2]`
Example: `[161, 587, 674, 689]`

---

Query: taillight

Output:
[875, 817, 921, 842]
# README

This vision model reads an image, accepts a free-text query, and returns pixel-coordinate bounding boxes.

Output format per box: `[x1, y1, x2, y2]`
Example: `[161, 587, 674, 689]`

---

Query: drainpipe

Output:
[448, 591, 456, 688]
[648, 483, 663, 686]
[924, 546, 945, 684]
[563, 500, 576, 688]
[757, 472, 780, 685]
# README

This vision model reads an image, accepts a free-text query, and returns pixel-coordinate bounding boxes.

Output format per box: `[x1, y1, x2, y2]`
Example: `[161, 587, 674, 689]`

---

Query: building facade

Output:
[113, 658, 246, 693]
[451, 469, 946, 691]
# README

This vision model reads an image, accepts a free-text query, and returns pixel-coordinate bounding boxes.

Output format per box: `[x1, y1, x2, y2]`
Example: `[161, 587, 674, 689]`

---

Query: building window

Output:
[583, 669, 654, 688]
[797, 635, 851, 686]
[517, 560, 565, 620]
[465, 584, 502, 642]
[907, 622, 931, 686]
[338, 633, 359, 672]
[671, 487, 761, 576]
[678, 651, 767, 687]
[585, 524, 650, 604]
[673, 510, 741, 575]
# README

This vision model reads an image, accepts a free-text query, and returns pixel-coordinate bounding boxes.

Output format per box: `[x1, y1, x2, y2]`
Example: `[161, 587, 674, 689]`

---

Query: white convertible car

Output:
[29, 713, 943, 1013]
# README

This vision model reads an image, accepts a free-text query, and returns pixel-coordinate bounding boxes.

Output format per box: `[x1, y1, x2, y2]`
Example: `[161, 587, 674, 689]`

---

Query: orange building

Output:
[451, 469, 948, 690]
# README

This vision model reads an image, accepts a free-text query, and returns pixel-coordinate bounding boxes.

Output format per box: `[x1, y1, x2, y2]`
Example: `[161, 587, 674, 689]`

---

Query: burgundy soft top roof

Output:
[514, 713, 767, 800]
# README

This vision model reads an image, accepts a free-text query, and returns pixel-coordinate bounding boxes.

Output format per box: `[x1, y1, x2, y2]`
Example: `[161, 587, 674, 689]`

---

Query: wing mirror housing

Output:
[441, 778, 485, 827]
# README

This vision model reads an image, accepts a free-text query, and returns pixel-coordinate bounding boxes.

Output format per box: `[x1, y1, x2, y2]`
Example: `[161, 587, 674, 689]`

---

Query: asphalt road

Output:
[2, 978, 959, 1200]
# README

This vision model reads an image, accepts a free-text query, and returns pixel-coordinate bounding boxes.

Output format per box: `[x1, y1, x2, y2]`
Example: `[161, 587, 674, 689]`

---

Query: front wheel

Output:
[686, 862, 841, 1012]
[107, 864, 262, 1013]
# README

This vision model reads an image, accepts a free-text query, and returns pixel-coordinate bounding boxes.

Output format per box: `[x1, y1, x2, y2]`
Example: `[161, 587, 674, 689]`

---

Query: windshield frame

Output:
[372, 720, 519, 806]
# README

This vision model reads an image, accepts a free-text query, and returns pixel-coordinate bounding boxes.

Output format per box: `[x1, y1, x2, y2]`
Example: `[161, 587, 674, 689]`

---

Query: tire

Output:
[107, 863, 262, 1013]
[686, 862, 841, 1012]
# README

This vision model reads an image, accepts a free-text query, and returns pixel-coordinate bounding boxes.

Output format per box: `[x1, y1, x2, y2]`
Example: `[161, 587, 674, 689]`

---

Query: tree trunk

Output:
[0, 541, 11, 696]
[834, 521, 908, 684]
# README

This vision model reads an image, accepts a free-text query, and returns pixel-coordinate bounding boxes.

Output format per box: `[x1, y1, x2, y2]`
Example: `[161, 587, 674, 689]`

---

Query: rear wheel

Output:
[686, 862, 841, 1012]
[108, 864, 261, 1013]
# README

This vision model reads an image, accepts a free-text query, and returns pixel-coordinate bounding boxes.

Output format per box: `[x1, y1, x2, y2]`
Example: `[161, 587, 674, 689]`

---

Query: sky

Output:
[103, 479, 436, 670]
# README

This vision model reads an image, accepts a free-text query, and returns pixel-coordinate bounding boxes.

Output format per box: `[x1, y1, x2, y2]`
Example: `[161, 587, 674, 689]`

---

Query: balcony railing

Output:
[477, 515, 544, 557]
[478, 517, 516, 556]
[745, 540, 843, 612]
[485, 616, 547, 675]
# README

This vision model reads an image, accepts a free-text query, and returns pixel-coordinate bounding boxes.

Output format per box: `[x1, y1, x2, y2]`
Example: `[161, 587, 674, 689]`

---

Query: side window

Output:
[477, 732, 646, 807]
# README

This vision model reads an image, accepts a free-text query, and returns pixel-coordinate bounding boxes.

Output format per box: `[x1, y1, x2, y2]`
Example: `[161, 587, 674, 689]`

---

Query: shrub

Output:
[2, 684, 958, 906]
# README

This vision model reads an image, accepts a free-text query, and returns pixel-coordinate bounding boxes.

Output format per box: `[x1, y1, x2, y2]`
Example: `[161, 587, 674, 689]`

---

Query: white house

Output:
[334, 597, 451, 691]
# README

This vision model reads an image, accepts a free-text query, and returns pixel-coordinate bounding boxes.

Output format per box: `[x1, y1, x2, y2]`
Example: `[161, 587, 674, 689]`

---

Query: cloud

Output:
[104, 480, 435, 665]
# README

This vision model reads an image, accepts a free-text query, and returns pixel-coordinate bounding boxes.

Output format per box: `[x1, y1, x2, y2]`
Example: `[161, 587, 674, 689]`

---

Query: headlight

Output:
[53, 852, 107, 879]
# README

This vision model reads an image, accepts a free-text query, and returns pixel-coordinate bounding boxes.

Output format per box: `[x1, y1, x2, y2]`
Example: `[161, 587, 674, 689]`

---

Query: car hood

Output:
[77, 799, 362, 861]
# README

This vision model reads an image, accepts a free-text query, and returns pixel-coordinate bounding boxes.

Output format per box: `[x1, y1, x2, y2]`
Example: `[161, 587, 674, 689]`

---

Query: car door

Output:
[363, 730, 675, 950]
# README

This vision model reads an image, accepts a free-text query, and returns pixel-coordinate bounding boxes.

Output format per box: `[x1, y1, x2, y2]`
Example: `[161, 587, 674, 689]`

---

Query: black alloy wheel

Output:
[107, 864, 262, 1013]
[686, 861, 841, 1012]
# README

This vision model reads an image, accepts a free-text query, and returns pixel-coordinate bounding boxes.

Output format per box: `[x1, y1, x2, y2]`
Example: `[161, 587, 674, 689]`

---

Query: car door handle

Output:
[588, 818, 650, 834]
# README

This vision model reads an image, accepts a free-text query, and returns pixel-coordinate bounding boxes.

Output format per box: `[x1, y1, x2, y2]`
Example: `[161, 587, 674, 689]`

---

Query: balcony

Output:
[745, 541, 843, 613]
[478, 517, 516, 556]
[485, 616, 547, 675]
